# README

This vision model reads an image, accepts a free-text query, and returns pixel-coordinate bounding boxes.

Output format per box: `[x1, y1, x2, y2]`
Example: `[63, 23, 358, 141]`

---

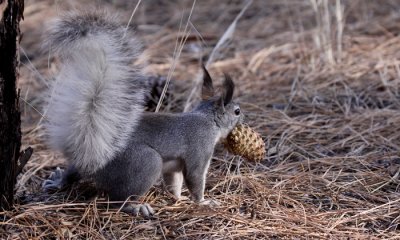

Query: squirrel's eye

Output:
[234, 108, 241, 116]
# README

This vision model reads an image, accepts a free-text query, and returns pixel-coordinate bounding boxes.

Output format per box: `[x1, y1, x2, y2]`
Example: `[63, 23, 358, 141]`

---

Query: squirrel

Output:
[42, 11, 242, 217]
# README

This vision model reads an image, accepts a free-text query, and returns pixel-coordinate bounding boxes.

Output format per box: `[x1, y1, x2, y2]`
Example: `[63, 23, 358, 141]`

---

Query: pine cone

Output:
[224, 124, 266, 162]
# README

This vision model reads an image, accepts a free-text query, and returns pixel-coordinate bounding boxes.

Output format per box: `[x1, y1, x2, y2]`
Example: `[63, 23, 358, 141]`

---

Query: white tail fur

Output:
[44, 12, 146, 174]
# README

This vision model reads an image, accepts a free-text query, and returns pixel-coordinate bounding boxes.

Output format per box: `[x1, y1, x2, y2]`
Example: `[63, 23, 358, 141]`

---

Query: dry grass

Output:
[2, 0, 400, 239]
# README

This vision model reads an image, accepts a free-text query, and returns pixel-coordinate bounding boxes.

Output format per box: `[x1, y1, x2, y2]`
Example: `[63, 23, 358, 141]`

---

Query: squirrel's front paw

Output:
[42, 167, 65, 191]
[199, 199, 221, 207]
[122, 203, 155, 218]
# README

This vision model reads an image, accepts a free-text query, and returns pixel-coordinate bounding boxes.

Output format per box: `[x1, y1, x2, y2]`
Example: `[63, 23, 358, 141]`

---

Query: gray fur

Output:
[44, 11, 242, 216]
[44, 11, 146, 174]
[95, 75, 242, 205]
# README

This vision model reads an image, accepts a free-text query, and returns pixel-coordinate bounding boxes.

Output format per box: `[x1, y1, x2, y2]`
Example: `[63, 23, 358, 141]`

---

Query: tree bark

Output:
[0, 0, 24, 210]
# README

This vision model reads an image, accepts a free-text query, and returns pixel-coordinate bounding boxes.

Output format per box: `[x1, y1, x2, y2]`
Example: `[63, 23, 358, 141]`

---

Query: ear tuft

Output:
[222, 73, 234, 105]
[201, 64, 215, 100]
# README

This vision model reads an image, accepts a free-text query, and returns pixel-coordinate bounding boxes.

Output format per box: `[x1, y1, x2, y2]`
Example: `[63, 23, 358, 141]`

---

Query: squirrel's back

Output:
[44, 12, 147, 174]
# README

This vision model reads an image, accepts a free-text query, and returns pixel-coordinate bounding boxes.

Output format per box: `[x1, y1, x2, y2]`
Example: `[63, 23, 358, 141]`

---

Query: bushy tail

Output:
[44, 12, 146, 174]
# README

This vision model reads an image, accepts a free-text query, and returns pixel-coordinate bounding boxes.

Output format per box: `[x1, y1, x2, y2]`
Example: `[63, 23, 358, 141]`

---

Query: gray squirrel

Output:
[42, 11, 242, 216]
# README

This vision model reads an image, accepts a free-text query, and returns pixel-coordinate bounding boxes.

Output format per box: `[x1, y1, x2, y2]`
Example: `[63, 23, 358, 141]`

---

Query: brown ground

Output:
[2, 0, 400, 239]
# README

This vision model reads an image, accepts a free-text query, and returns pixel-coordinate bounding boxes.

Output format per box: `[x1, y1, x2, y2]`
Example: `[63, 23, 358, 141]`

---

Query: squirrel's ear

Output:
[201, 64, 215, 100]
[222, 73, 234, 106]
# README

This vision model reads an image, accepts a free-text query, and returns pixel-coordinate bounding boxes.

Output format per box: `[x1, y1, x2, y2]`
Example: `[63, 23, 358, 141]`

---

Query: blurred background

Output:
[7, 0, 400, 238]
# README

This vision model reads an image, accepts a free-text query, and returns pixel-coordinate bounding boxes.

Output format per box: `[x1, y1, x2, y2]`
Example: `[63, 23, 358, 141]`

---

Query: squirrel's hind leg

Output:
[95, 144, 163, 217]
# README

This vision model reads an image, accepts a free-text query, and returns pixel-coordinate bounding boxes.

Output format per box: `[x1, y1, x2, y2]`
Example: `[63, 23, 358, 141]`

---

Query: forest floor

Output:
[2, 0, 400, 239]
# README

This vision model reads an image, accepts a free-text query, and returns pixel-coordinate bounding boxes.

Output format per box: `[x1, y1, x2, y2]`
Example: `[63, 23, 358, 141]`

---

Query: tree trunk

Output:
[0, 0, 24, 210]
